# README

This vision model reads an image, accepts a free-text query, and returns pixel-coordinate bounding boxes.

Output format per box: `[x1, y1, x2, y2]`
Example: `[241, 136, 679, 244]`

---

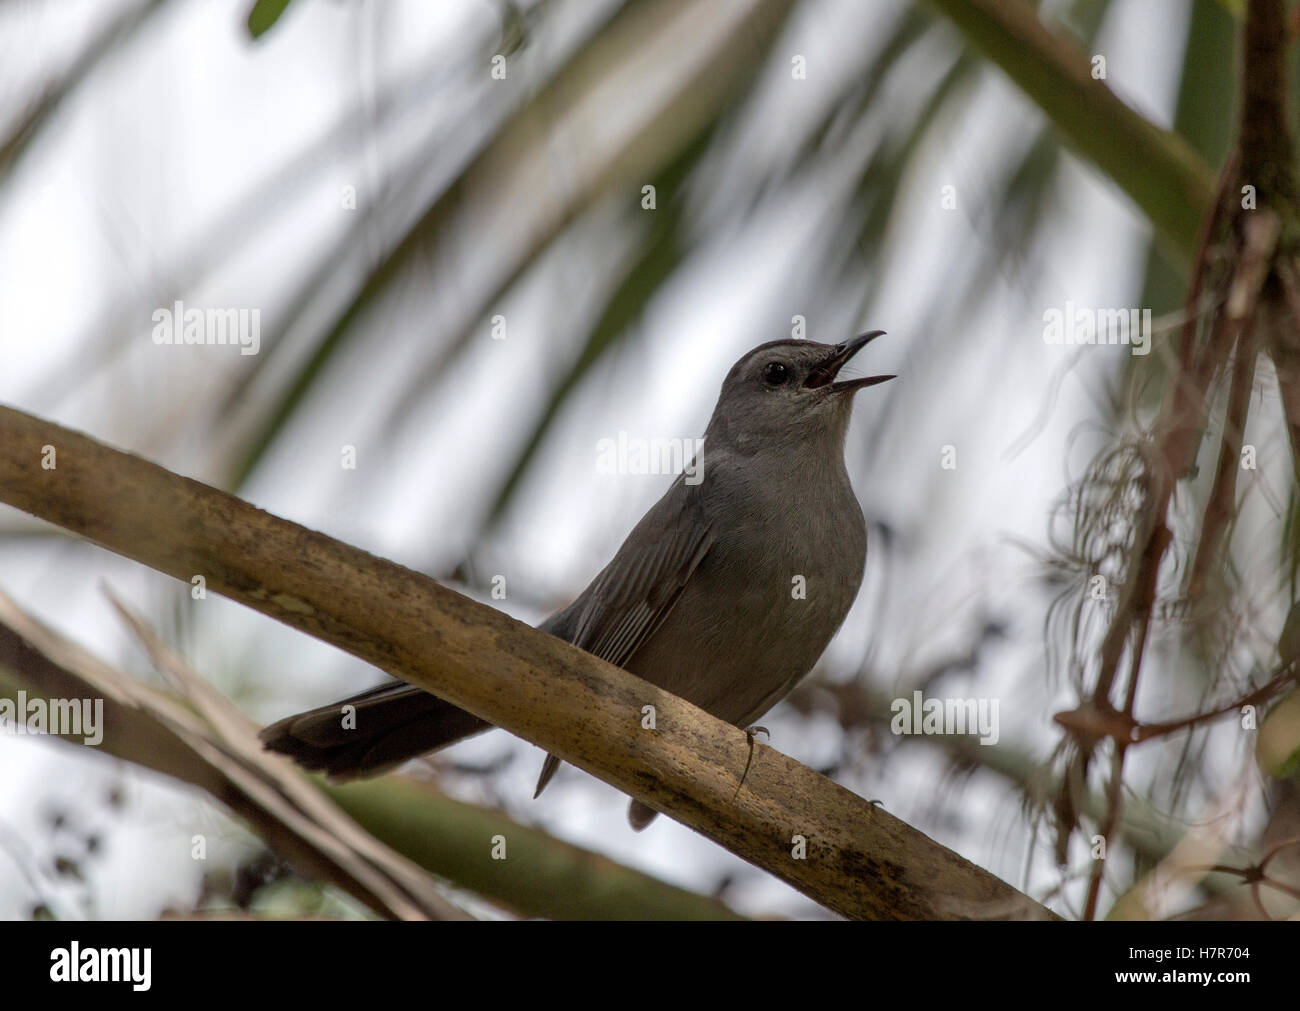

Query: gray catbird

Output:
[261, 331, 893, 828]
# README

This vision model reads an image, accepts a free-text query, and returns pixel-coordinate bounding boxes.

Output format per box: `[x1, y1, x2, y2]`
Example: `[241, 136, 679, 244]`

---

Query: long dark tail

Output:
[262, 683, 654, 824]
[259, 682, 492, 781]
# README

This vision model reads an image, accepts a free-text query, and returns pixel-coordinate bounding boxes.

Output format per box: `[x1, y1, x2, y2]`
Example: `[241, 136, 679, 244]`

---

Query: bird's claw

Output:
[734, 726, 771, 799]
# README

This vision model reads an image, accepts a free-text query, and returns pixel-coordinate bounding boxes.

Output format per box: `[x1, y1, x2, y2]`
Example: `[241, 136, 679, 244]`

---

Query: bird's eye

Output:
[762, 361, 789, 386]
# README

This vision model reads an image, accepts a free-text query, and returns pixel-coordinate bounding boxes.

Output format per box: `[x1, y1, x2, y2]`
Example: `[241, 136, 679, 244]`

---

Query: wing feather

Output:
[532, 477, 713, 796]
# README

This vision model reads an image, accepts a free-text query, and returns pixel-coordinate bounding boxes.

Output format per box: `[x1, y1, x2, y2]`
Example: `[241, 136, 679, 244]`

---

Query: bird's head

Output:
[705, 331, 894, 452]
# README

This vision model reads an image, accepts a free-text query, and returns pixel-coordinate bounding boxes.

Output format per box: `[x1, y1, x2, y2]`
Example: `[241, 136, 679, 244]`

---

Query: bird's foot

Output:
[733, 725, 770, 799]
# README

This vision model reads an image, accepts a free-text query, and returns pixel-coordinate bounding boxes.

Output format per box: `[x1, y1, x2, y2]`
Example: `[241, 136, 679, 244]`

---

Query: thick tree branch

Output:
[0, 405, 1053, 920]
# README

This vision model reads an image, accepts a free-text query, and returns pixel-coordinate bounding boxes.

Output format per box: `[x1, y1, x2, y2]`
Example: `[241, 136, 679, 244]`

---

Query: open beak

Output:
[803, 330, 894, 393]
